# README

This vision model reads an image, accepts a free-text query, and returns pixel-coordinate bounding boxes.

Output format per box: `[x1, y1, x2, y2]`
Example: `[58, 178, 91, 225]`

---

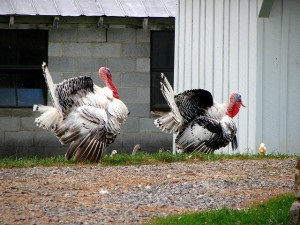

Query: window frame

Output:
[0, 29, 48, 108]
[150, 30, 175, 111]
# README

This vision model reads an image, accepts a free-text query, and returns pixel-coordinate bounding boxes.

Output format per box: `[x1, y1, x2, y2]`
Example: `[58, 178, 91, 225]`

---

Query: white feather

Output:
[33, 104, 61, 129]
[34, 63, 129, 162]
[41, 62, 63, 116]
[206, 101, 227, 120]
[154, 73, 184, 133]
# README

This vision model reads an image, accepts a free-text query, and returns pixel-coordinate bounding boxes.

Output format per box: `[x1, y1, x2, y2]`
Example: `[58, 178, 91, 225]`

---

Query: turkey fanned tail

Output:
[175, 115, 237, 153]
[65, 126, 112, 163]
[154, 73, 183, 133]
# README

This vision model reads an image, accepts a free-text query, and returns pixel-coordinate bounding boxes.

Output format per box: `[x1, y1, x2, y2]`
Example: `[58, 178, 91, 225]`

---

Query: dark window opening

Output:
[150, 30, 175, 111]
[0, 29, 48, 107]
[0, 69, 46, 107]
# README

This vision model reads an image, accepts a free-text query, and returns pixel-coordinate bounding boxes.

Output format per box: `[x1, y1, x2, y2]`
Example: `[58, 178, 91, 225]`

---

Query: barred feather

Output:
[154, 72, 244, 154]
[34, 63, 128, 163]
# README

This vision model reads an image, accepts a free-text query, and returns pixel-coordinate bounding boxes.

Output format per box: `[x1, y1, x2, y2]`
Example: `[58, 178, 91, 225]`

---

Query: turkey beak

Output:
[236, 93, 246, 107]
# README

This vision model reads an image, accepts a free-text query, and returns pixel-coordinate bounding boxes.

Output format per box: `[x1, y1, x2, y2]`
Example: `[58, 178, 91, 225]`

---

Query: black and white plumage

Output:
[33, 62, 129, 162]
[154, 73, 245, 153]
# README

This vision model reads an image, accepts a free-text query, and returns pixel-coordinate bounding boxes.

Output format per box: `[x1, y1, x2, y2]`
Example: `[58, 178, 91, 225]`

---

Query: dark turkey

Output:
[154, 73, 245, 153]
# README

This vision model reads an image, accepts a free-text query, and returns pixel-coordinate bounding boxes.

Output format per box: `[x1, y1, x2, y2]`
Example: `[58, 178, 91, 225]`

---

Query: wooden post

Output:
[291, 159, 300, 224]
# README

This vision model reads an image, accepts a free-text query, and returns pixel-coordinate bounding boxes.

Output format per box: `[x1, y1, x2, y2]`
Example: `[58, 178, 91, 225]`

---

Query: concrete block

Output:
[21, 117, 39, 131]
[0, 108, 35, 117]
[76, 57, 107, 72]
[13, 146, 66, 158]
[118, 87, 150, 104]
[107, 28, 136, 43]
[137, 29, 150, 43]
[110, 133, 123, 147]
[107, 58, 136, 72]
[33, 131, 60, 147]
[122, 133, 141, 146]
[48, 57, 78, 72]
[138, 132, 155, 147]
[0, 117, 20, 131]
[43, 146, 68, 157]
[122, 73, 150, 87]
[46, 71, 64, 84]
[49, 28, 77, 42]
[121, 117, 139, 132]
[140, 118, 160, 132]
[5, 131, 33, 146]
[77, 28, 106, 43]
[110, 72, 121, 88]
[126, 103, 150, 117]
[137, 58, 150, 72]
[136, 87, 150, 103]
[118, 88, 137, 102]
[0, 132, 4, 146]
[15, 146, 39, 158]
[63, 43, 93, 57]
[0, 146, 17, 158]
[122, 43, 150, 57]
[106, 145, 128, 154]
[151, 132, 173, 150]
[93, 43, 122, 57]
[115, 133, 144, 154]
[48, 42, 63, 57]
[120, 131, 169, 153]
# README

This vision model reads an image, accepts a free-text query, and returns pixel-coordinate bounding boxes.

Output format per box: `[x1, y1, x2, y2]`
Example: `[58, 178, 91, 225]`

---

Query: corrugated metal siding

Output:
[0, 0, 176, 17]
[257, 0, 300, 155]
[174, 0, 260, 154]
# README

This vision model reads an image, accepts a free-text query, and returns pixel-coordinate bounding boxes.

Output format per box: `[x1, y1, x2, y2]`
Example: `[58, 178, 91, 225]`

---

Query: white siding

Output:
[174, 0, 259, 153]
[257, 0, 300, 155]
[175, 0, 300, 155]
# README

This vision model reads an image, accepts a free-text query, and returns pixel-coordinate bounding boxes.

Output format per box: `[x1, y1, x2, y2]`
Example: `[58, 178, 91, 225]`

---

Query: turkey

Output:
[154, 73, 245, 153]
[33, 62, 129, 163]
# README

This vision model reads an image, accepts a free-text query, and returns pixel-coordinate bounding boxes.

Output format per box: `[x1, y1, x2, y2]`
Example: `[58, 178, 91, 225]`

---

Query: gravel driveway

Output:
[0, 159, 295, 224]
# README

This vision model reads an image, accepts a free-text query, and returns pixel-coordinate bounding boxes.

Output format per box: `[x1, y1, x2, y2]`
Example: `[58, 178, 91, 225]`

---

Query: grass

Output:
[0, 155, 75, 168]
[0, 151, 296, 169]
[146, 194, 295, 225]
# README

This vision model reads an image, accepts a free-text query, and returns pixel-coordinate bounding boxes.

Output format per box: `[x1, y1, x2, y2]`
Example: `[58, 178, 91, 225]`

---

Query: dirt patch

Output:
[0, 159, 296, 224]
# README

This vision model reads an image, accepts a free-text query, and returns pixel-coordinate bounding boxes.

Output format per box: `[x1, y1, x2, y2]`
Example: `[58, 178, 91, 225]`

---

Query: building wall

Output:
[174, 0, 259, 154]
[175, 0, 300, 155]
[257, 0, 300, 155]
[0, 27, 173, 158]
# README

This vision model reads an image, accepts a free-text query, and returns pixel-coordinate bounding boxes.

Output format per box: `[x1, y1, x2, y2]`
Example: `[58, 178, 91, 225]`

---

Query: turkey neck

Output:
[226, 101, 240, 118]
[106, 78, 120, 99]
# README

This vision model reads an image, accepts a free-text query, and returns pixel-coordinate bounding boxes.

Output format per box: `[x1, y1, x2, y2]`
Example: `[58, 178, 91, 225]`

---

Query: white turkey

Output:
[33, 62, 129, 163]
[154, 73, 245, 153]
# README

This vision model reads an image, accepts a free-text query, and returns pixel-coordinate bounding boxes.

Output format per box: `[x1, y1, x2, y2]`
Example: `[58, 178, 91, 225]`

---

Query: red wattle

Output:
[227, 102, 241, 118]
[107, 79, 120, 99]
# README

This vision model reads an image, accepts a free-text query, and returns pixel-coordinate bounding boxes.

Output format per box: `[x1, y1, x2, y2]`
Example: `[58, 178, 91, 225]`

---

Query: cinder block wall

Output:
[0, 27, 172, 158]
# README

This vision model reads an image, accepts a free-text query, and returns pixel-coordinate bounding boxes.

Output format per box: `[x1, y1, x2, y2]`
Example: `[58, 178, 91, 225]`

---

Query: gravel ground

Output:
[0, 158, 296, 225]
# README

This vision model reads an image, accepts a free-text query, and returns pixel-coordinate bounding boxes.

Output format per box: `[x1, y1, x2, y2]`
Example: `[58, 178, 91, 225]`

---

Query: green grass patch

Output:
[0, 151, 297, 169]
[0, 156, 75, 168]
[146, 194, 295, 225]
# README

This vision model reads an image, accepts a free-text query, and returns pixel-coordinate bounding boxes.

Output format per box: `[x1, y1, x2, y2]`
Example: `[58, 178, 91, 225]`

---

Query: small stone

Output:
[290, 201, 300, 224]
